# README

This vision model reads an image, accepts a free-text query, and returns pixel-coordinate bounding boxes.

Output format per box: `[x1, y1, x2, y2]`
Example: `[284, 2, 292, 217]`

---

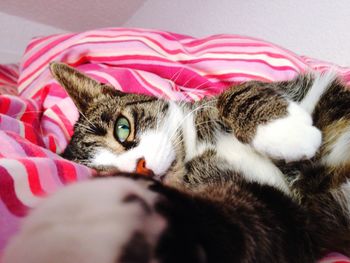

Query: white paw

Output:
[252, 102, 322, 162]
[3, 178, 166, 263]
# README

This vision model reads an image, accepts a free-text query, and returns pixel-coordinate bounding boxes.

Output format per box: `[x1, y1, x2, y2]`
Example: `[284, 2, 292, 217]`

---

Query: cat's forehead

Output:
[86, 91, 168, 119]
[109, 92, 157, 106]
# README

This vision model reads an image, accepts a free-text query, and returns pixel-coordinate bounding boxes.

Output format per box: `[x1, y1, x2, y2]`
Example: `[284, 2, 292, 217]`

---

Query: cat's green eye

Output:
[114, 116, 131, 143]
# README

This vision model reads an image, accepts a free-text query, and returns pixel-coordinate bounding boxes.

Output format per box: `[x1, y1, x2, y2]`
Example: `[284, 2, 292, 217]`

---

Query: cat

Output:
[3, 62, 350, 263]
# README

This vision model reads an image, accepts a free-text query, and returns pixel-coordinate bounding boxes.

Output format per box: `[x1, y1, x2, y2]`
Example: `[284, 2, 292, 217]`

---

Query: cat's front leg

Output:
[217, 82, 322, 162]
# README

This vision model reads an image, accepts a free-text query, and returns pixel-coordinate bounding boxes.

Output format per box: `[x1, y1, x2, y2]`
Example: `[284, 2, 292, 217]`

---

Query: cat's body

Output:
[4, 63, 350, 263]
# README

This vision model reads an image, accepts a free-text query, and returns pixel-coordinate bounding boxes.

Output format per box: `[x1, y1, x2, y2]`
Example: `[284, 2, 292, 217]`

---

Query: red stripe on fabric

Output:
[48, 136, 57, 153]
[205, 72, 272, 82]
[0, 97, 11, 114]
[23, 33, 75, 68]
[178, 57, 298, 72]
[132, 70, 164, 94]
[181, 34, 273, 47]
[0, 166, 29, 217]
[20, 55, 60, 88]
[21, 35, 189, 87]
[6, 132, 46, 157]
[208, 50, 300, 60]
[47, 83, 69, 98]
[69, 34, 185, 54]
[0, 71, 16, 84]
[51, 105, 74, 136]
[19, 99, 40, 124]
[21, 159, 45, 196]
[54, 160, 77, 184]
[70, 54, 172, 66]
[20, 36, 274, 87]
[23, 124, 40, 146]
[0, 67, 18, 81]
[181, 35, 268, 47]
[25, 34, 62, 53]
[30, 85, 51, 102]
[0, 65, 19, 80]
[60, 37, 197, 56]
[104, 27, 193, 41]
[104, 63, 224, 92]
[188, 42, 291, 55]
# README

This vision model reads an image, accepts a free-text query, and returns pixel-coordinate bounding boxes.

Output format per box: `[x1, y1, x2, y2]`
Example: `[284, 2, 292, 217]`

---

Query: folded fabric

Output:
[0, 27, 349, 262]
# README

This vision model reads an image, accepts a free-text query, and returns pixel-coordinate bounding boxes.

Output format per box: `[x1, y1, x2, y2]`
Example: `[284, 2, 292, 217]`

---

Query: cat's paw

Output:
[252, 103, 322, 162]
[3, 178, 167, 263]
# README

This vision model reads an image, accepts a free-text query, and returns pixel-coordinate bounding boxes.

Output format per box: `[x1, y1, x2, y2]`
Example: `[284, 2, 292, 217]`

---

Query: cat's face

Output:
[50, 63, 186, 180]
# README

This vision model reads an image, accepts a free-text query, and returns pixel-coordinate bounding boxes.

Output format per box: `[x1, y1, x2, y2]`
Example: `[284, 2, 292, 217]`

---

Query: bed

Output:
[0, 27, 349, 262]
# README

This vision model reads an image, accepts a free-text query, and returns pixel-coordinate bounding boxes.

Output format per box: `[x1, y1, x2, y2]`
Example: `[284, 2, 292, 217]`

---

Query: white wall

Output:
[0, 0, 145, 32]
[125, 0, 350, 66]
[0, 12, 65, 64]
[1, 1, 350, 66]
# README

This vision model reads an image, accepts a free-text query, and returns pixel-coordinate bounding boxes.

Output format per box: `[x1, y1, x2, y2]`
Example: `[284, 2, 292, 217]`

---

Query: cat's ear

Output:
[49, 62, 115, 113]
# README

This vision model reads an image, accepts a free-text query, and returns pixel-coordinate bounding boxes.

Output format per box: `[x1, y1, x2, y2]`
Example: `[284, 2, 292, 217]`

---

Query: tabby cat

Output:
[4, 63, 350, 263]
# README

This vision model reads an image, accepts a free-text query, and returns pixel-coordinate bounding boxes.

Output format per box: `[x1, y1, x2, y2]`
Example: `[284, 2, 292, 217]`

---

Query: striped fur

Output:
[6, 63, 348, 263]
[1, 28, 350, 262]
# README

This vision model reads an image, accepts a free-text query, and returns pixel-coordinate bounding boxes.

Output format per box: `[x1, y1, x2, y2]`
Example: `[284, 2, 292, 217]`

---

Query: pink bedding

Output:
[0, 27, 350, 262]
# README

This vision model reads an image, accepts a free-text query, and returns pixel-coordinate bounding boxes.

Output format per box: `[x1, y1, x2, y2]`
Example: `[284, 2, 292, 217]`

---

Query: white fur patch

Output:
[3, 178, 166, 263]
[323, 127, 350, 166]
[300, 71, 336, 113]
[91, 102, 183, 177]
[252, 103, 322, 162]
[92, 148, 138, 173]
[92, 130, 176, 177]
[216, 133, 290, 194]
[176, 102, 218, 161]
[182, 112, 197, 161]
[166, 102, 199, 161]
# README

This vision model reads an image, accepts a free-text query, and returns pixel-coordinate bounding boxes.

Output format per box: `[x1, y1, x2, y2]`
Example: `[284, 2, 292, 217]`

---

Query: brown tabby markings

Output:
[50, 63, 350, 260]
[217, 82, 288, 143]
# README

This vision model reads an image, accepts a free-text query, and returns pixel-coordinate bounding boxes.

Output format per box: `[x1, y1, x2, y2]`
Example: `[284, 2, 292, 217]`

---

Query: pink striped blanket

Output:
[1, 28, 350, 262]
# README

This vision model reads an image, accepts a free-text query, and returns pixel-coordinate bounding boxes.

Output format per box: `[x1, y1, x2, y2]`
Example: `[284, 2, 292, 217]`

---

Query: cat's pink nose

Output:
[136, 158, 154, 177]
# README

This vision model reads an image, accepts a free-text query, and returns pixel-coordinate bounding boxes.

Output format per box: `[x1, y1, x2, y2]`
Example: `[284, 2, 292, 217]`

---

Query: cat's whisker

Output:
[75, 123, 95, 133]
[155, 101, 164, 134]
[168, 102, 217, 142]
[194, 119, 220, 129]
[193, 80, 210, 90]
[182, 74, 198, 88]
[170, 105, 219, 145]
[169, 68, 180, 82]
[170, 101, 216, 135]
[169, 128, 183, 148]
[78, 110, 97, 129]
[170, 67, 185, 83]
[182, 79, 212, 96]
[172, 135, 185, 149]
[171, 118, 222, 149]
